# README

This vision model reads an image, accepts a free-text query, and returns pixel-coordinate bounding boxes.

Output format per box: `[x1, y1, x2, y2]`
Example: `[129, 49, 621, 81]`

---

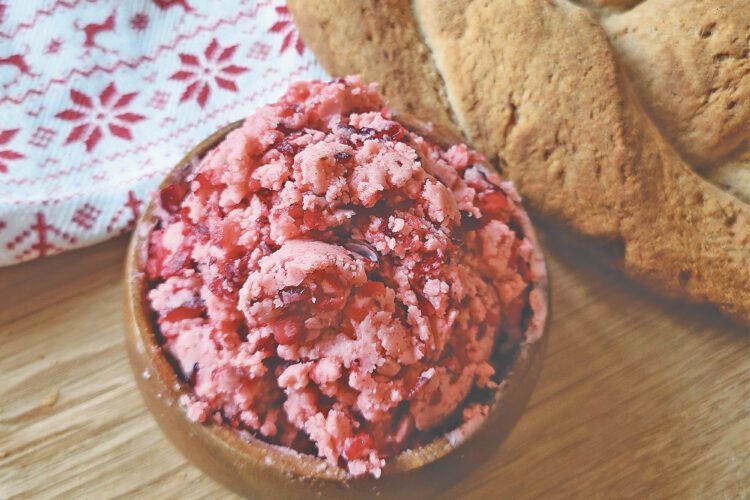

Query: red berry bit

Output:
[343, 433, 375, 461]
[380, 123, 407, 142]
[271, 318, 302, 345]
[316, 273, 348, 310]
[146, 229, 193, 281]
[477, 190, 508, 217]
[160, 181, 190, 214]
[161, 248, 190, 278]
[191, 173, 214, 199]
[344, 280, 387, 332]
[359, 280, 386, 297]
[162, 298, 206, 323]
[416, 252, 444, 278]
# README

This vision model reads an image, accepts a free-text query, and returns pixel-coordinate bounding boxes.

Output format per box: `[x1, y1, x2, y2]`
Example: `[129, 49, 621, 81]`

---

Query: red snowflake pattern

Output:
[170, 38, 248, 108]
[0, 129, 24, 174]
[130, 13, 149, 31]
[55, 83, 146, 152]
[269, 6, 304, 55]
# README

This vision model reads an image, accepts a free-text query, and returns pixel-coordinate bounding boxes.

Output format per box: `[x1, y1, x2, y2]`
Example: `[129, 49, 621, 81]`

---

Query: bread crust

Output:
[603, 0, 750, 166]
[290, 0, 750, 323]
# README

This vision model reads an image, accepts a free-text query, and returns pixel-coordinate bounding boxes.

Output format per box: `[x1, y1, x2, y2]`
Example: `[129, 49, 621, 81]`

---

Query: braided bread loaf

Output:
[289, 0, 750, 324]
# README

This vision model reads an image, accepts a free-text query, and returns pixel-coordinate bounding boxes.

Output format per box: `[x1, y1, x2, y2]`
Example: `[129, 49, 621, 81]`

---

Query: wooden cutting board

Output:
[1, 227, 748, 499]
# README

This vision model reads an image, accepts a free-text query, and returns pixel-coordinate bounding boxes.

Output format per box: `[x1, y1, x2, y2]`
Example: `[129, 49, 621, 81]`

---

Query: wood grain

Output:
[1, 229, 748, 499]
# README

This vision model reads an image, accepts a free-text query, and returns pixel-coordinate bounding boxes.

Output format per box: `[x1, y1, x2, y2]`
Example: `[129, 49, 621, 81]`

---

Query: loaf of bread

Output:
[289, 0, 750, 324]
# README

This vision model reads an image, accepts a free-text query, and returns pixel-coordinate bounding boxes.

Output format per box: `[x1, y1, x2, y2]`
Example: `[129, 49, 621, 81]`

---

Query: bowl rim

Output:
[124, 119, 551, 483]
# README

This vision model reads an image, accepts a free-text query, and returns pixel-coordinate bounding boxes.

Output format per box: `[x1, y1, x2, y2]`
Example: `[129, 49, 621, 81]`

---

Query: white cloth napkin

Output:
[0, 0, 327, 266]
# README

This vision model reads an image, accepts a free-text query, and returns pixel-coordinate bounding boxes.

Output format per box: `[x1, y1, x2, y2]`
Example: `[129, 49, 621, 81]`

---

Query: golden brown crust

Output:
[603, 0, 750, 166]
[287, 0, 460, 137]
[413, 0, 629, 240]
[710, 156, 750, 204]
[291, 0, 750, 323]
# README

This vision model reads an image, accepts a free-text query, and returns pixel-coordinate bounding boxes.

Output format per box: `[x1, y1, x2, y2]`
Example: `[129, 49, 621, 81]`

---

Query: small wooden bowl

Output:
[123, 120, 550, 499]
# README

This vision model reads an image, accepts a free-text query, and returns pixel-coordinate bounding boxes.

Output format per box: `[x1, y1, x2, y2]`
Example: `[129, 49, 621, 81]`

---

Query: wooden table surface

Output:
[1, 228, 748, 499]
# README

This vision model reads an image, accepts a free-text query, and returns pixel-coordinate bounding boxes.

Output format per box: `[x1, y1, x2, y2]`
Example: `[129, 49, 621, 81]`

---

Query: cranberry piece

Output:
[192, 173, 213, 198]
[161, 248, 190, 278]
[259, 241, 275, 255]
[343, 433, 375, 460]
[416, 294, 436, 317]
[162, 298, 206, 322]
[272, 319, 302, 345]
[344, 281, 387, 326]
[336, 123, 358, 138]
[225, 256, 248, 287]
[276, 140, 297, 156]
[277, 204, 303, 221]
[206, 256, 250, 300]
[160, 181, 189, 214]
[360, 280, 386, 297]
[146, 259, 161, 281]
[417, 252, 444, 277]
[345, 304, 368, 325]
[382, 123, 407, 142]
[316, 274, 347, 309]
[247, 177, 262, 192]
[274, 131, 305, 156]
[208, 277, 231, 300]
[477, 190, 508, 217]
[303, 208, 323, 229]
[278, 103, 299, 118]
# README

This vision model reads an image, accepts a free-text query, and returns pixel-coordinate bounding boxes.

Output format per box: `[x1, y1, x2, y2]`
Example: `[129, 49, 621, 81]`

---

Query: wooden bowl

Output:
[123, 120, 550, 499]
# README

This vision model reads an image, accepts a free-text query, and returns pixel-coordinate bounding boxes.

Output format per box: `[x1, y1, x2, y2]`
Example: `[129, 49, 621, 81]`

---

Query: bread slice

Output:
[603, 0, 750, 167]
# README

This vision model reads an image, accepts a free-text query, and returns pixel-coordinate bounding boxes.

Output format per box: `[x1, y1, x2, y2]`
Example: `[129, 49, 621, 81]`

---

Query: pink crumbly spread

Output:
[146, 77, 537, 478]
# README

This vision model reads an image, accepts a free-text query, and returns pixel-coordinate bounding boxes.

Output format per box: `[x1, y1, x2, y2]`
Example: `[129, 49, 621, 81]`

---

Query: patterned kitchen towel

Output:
[0, 0, 327, 266]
